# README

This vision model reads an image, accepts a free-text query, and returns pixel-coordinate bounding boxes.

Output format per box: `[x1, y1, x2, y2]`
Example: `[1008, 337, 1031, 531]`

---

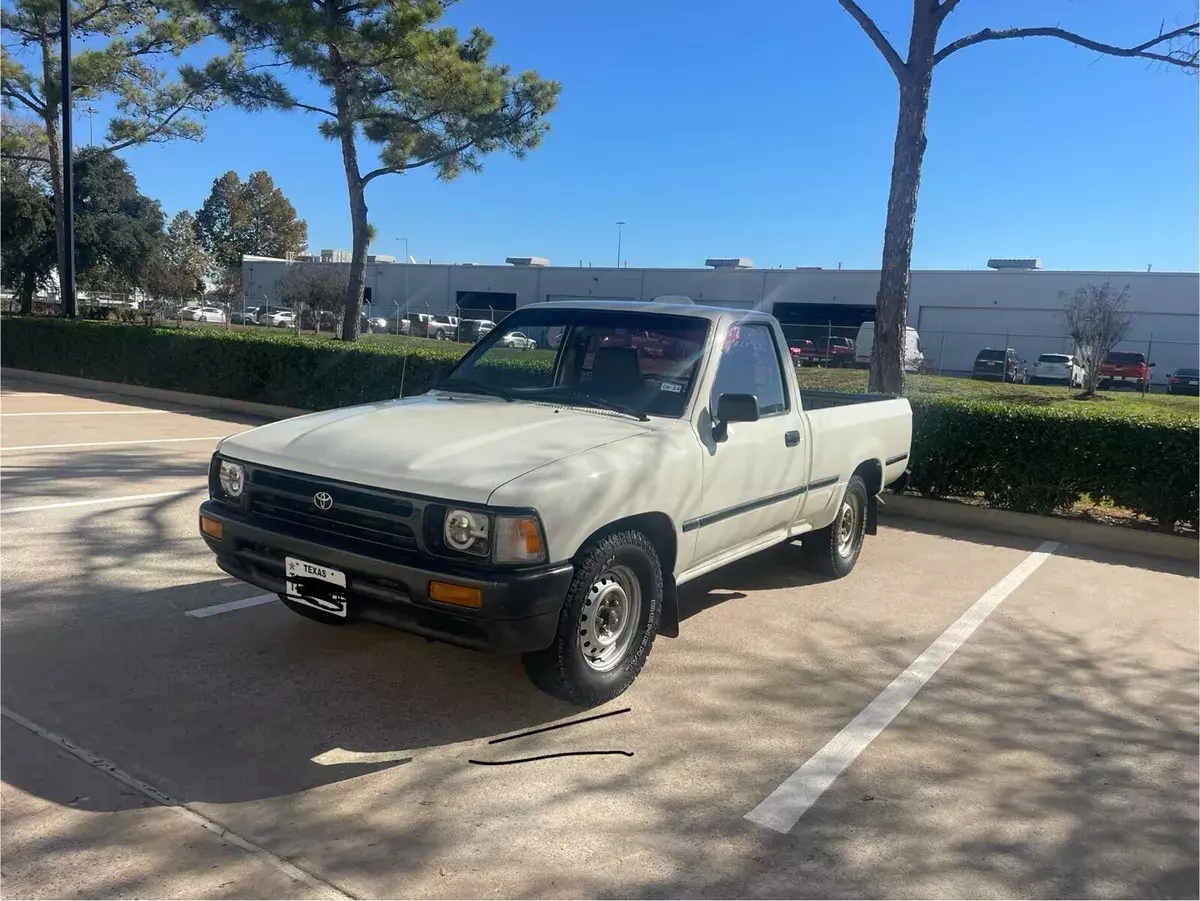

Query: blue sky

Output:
[106, 0, 1198, 271]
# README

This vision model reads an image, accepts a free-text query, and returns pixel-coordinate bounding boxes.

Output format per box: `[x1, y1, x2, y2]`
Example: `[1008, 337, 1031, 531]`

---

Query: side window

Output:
[712, 322, 789, 416]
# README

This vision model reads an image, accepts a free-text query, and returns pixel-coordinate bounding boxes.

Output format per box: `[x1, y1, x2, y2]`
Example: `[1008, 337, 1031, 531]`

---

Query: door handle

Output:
[785, 430, 801, 447]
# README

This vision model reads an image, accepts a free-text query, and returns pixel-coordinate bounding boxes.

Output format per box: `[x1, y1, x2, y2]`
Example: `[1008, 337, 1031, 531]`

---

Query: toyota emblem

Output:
[313, 491, 334, 511]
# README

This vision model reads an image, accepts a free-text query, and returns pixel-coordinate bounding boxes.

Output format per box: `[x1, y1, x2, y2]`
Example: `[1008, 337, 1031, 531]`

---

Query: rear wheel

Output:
[523, 530, 662, 706]
[802, 474, 869, 579]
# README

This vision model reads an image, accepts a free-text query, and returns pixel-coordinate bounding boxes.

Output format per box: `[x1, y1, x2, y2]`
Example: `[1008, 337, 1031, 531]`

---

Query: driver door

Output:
[689, 321, 808, 567]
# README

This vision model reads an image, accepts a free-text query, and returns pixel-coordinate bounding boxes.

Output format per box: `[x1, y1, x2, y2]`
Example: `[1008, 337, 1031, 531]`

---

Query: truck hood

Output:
[217, 393, 656, 504]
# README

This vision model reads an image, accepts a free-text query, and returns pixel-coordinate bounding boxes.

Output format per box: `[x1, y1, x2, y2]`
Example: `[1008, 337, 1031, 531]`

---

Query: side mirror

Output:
[1150, 362, 1157, 367]
[712, 393, 759, 442]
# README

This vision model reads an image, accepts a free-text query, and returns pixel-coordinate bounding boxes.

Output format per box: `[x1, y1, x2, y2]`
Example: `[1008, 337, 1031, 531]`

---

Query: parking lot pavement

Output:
[2, 380, 1197, 899]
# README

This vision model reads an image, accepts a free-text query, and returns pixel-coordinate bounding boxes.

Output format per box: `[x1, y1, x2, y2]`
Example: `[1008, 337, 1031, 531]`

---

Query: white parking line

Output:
[1, 488, 202, 515]
[1, 436, 230, 452]
[745, 540, 1060, 834]
[1, 410, 190, 417]
[0, 705, 352, 901]
[185, 594, 277, 618]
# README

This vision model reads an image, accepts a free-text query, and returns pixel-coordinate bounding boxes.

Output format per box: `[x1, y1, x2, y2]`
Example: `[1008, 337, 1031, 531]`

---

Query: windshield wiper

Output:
[437, 377, 514, 402]
[535, 390, 649, 422]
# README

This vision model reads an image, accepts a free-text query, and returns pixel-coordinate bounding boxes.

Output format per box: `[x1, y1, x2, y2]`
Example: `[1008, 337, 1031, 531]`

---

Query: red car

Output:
[1099, 351, 1154, 390]
[789, 340, 814, 364]
[797, 336, 856, 368]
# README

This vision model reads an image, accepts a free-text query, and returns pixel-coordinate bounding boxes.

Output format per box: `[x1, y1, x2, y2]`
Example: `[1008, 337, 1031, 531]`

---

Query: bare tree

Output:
[1063, 282, 1133, 397]
[838, 1, 1198, 394]
[276, 264, 348, 336]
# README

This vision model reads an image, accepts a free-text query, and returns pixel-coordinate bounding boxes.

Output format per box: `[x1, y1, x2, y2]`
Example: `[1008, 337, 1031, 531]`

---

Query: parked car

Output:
[475, 319, 496, 338]
[367, 317, 388, 331]
[854, 322, 924, 372]
[797, 336, 856, 368]
[497, 331, 537, 349]
[1099, 351, 1153, 390]
[429, 315, 459, 340]
[789, 339, 815, 364]
[1167, 366, 1200, 396]
[1031, 353, 1085, 387]
[232, 306, 262, 325]
[972, 348, 1028, 383]
[191, 306, 228, 324]
[199, 298, 913, 704]
[261, 310, 296, 328]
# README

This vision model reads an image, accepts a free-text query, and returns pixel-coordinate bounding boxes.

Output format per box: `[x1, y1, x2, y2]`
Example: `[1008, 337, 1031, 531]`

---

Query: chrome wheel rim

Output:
[836, 495, 859, 557]
[578, 564, 642, 673]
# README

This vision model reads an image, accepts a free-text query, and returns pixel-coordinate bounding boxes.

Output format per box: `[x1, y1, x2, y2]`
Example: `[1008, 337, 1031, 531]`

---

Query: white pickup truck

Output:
[200, 300, 912, 704]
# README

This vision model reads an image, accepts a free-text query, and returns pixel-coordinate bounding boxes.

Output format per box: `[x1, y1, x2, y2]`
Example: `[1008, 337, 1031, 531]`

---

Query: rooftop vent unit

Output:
[987, 258, 1043, 270]
[505, 256, 549, 267]
[705, 257, 753, 269]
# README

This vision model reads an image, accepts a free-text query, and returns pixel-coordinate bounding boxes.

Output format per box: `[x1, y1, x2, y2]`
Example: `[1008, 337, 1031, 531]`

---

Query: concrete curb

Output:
[1, 368, 308, 421]
[881, 493, 1197, 564]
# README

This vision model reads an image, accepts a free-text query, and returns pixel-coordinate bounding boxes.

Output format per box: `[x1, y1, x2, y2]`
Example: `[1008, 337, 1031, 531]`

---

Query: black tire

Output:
[523, 530, 663, 706]
[802, 474, 869, 579]
[281, 594, 349, 626]
[435, 329, 445, 340]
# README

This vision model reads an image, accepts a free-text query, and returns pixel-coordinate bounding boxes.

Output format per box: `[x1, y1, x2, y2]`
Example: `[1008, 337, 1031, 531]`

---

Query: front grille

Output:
[245, 468, 419, 555]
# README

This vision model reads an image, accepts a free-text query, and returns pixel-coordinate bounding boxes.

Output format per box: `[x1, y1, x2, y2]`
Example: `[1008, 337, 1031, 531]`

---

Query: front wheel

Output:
[802, 474, 869, 579]
[523, 530, 663, 706]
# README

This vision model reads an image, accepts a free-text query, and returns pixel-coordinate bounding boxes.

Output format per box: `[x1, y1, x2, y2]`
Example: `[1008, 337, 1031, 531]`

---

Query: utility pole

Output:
[82, 104, 97, 145]
[60, 0, 77, 318]
[615, 221, 625, 268]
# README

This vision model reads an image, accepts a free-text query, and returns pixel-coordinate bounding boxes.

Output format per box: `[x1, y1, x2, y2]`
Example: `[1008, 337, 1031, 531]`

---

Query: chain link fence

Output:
[779, 321, 1199, 386]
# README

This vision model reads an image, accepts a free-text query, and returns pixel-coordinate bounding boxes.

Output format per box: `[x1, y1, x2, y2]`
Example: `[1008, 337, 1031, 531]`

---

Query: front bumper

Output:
[199, 501, 573, 654]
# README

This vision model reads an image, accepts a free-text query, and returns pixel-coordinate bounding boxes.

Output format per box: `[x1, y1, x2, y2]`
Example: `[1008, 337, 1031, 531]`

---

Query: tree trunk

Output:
[331, 49, 367, 343]
[19, 270, 36, 315]
[869, 3, 938, 395]
[39, 34, 67, 315]
[340, 174, 369, 342]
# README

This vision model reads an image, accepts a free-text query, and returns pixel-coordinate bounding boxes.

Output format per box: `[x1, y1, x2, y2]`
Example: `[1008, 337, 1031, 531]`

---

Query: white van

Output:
[854, 322, 924, 373]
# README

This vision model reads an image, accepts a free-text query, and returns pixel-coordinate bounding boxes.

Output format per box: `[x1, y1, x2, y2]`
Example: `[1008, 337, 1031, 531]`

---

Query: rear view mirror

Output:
[713, 393, 759, 443]
[717, 393, 760, 423]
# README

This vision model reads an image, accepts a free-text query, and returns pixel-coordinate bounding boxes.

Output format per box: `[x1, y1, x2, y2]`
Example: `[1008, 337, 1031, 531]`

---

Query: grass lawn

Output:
[796, 366, 1200, 421]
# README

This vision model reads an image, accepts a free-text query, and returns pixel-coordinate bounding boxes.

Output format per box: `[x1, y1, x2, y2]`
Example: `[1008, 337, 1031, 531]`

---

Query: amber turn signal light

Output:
[199, 515, 223, 540]
[428, 581, 483, 608]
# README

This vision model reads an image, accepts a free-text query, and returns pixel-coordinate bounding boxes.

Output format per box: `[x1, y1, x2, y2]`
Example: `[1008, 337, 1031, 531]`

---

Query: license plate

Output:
[1190, 380, 1198, 386]
[285, 557, 348, 617]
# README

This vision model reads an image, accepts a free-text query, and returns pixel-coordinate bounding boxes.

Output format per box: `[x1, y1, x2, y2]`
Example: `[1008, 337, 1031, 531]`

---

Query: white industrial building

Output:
[241, 255, 1199, 378]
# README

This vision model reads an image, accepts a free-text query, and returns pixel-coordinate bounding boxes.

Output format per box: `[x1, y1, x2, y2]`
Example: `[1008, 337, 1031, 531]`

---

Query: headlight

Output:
[444, 508, 490, 557]
[218, 460, 245, 498]
[493, 515, 547, 564]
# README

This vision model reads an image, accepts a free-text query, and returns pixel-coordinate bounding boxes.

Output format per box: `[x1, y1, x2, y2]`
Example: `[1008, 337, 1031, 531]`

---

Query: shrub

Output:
[0, 317, 466, 409]
[908, 397, 1198, 531]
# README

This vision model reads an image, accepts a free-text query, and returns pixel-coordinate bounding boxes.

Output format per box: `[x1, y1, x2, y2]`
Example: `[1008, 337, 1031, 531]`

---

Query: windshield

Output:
[976, 349, 1006, 361]
[1106, 351, 1145, 364]
[1038, 354, 1069, 363]
[444, 307, 711, 418]
[1177, 368, 1199, 377]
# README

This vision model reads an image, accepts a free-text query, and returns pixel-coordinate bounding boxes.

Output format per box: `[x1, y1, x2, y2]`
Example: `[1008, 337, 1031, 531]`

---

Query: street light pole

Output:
[396, 237, 409, 335]
[616, 221, 625, 268]
[60, 0, 77, 318]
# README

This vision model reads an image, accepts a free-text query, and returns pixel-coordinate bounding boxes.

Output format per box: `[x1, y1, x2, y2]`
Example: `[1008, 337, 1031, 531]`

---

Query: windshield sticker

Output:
[659, 380, 684, 394]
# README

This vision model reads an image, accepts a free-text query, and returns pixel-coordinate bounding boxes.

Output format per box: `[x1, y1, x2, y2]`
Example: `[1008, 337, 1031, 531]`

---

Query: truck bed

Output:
[799, 389, 896, 411]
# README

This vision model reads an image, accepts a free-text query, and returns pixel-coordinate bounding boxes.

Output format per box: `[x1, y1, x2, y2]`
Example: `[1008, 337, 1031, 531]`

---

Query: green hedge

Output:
[3, 317, 1196, 531]
[908, 398, 1198, 531]
[0, 317, 465, 409]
